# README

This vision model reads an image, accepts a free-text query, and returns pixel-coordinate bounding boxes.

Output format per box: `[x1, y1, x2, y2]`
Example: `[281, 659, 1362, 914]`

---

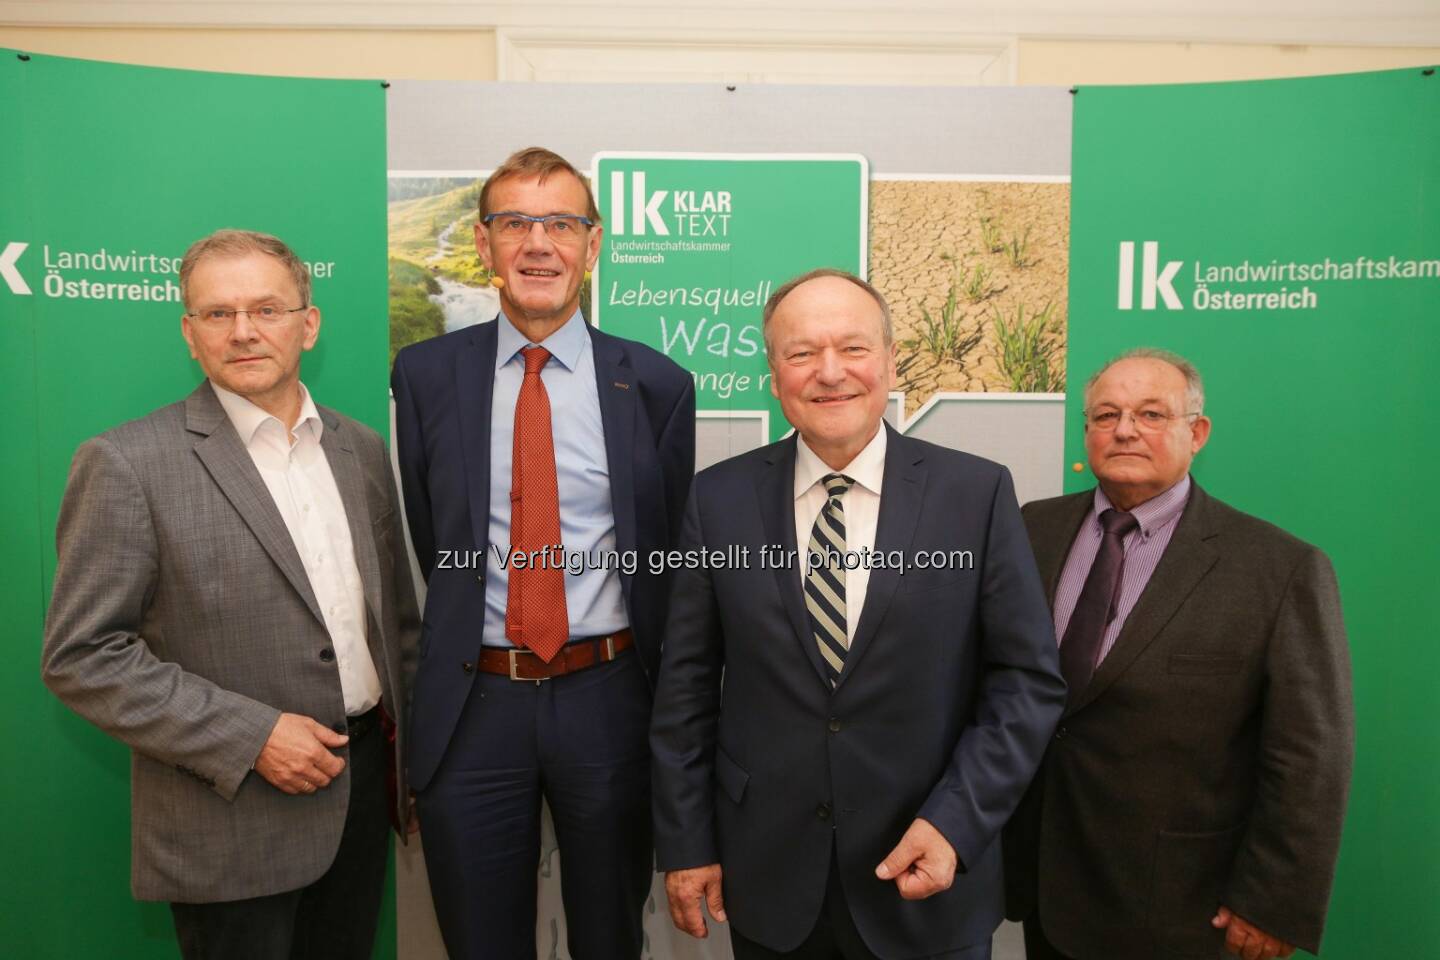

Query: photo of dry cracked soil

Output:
[869, 180, 1070, 415]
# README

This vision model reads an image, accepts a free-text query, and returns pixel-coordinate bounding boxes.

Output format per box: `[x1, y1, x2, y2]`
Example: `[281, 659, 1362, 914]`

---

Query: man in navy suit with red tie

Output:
[391, 147, 695, 959]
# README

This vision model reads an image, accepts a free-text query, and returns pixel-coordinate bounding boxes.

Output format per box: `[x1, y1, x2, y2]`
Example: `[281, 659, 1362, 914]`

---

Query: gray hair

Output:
[1083, 347, 1205, 415]
[179, 229, 311, 311]
[762, 267, 893, 357]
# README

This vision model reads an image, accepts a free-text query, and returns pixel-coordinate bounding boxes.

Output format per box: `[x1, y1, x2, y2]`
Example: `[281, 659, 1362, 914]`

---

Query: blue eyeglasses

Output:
[482, 212, 595, 242]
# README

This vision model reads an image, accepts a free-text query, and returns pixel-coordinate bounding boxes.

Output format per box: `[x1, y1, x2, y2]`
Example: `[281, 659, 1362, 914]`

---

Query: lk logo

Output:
[1, 242, 30, 295]
[1117, 241, 1182, 310]
[607, 171, 669, 237]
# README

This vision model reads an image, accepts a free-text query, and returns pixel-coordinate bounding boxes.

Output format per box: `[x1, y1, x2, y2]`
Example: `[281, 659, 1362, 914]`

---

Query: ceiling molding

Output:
[496, 28, 1017, 85]
[2, 2, 1437, 47]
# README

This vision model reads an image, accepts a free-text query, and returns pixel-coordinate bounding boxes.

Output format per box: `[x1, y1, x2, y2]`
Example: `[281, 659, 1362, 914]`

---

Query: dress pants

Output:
[169, 713, 389, 960]
[730, 849, 993, 960]
[1021, 917, 1076, 960]
[418, 647, 654, 960]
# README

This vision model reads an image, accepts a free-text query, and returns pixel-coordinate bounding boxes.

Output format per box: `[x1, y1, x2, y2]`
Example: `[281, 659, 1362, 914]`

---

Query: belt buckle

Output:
[604, 634, 616, 660]
[508, 649, 546, 684]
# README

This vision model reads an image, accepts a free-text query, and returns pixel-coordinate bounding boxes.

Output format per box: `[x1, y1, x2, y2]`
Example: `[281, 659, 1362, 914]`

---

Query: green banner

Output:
[592, 154, 866, 440]
[1068, 67, 1439, 957]
[0, 51, 390, 957]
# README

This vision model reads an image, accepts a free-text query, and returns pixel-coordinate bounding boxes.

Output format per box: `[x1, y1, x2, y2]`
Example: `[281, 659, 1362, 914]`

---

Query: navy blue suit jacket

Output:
[392, 319, 695, 790]
[649, 426, 1065, 958]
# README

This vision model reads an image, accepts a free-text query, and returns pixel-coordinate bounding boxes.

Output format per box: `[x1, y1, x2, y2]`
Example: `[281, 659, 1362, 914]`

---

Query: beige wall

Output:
[1018, 38, 1440, 85]
[0, 26, 499, 81]
[1, 25, 1437, 87]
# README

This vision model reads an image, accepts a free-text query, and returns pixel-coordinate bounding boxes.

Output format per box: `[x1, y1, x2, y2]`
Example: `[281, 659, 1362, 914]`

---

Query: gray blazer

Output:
[42, 381, 419, 903]
[1003, 483, 1354, 958]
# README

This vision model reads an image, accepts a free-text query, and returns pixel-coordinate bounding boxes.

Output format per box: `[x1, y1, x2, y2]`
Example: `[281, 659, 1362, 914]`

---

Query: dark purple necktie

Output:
[1059, 508, 1140, 706]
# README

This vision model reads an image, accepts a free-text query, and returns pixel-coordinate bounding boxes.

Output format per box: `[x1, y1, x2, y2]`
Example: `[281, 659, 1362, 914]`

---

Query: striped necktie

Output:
[805, 473, 855, 684]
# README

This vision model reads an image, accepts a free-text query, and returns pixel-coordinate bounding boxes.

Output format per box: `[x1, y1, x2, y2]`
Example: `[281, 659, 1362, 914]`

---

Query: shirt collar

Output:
[211, 380, 322, 446]
[496, 309, 588, 373]
[794, 424, 887, 501]
[1093, 474, 1191, 539]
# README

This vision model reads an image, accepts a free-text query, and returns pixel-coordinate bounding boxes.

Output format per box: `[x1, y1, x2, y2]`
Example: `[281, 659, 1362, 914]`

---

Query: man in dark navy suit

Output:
[650, 269, 1065, 959]
[391, 147, 695, 959]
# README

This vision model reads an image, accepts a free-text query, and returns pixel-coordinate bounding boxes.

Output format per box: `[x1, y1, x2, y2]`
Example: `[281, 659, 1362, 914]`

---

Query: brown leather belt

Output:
[477, 629, 633, 682]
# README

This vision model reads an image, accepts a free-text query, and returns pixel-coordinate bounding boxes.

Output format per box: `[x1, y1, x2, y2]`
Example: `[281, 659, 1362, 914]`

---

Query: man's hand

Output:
[253, 712, 348, 795]
[875, 817, 956, 900]
[1212, 906, 1296, 960]
[664, 864, 727, 938]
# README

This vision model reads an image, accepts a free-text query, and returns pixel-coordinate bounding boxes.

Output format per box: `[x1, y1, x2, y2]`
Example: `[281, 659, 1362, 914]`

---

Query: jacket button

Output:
[319, 648, 335, 663]
[1054, 725, 1067, 740]
[461, 661, 475, 674]
[476, 574, 484, 584]
[816, 803, 832, 821]
[828, 718, 842, 733]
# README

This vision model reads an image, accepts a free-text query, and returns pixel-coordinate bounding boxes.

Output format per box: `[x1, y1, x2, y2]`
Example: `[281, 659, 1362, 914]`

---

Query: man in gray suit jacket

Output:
[1004, 348, 1353, 960]
[42, 229, 419, 960]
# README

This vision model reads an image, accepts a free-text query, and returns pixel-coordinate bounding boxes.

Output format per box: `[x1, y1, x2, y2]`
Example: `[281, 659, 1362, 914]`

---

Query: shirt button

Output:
[319, 648, 335, 663]
[816, 803, 832, 821]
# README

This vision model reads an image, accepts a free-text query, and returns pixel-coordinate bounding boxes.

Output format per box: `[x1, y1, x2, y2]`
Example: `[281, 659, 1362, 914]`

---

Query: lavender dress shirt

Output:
[1051, 475, 1191, 664]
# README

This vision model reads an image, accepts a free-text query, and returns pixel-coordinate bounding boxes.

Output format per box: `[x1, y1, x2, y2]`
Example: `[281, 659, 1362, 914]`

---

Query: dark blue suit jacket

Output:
[649, 426, 1065, 958]
[392, 319, 695, 790]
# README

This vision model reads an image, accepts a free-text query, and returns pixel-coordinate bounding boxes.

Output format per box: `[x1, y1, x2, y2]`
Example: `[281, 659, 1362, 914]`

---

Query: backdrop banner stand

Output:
[1, 50, 390, 959]
[1067, 65, 1439, 959]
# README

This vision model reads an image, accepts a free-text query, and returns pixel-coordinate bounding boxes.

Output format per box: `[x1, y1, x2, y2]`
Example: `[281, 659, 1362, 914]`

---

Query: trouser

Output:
[170, 711, 389, 960]
[418, 648, 654, 959]
[1022, 916, 1077, 960]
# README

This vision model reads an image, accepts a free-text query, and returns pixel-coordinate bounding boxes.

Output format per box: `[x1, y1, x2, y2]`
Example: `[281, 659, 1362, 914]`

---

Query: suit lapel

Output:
[1040, 494, 1093, 603]
[456, 321, 499, 551]
[757, 436, 831, 689]
[838, 425, 925, 689]
[318, 412, 384, 658]
[186, 383, 326, 628]
[1068, 484, 1220, 715]
[592, 329, 638, 568]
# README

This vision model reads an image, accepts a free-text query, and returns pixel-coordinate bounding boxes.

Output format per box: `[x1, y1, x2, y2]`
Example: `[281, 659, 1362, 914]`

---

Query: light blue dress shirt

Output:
[482, 310, 628, 647]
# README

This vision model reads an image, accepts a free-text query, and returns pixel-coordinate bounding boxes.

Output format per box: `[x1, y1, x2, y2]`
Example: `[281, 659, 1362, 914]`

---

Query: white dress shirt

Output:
[793, 425, 887, 644]
[212, 382, 381, 715]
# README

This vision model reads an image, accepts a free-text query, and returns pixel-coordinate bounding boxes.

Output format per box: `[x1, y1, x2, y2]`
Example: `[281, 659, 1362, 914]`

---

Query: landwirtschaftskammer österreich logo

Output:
[1113, 239, 1434, 313]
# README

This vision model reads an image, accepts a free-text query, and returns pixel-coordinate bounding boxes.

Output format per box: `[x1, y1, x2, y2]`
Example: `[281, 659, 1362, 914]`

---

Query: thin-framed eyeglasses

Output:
[186, 305, 308, 328]
[1084, 408, 1200, 433]
[482, 211, 594, 242]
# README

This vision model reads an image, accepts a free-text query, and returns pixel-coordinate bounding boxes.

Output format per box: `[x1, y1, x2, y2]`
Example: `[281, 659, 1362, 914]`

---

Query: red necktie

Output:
[505, 346, 569, 662]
